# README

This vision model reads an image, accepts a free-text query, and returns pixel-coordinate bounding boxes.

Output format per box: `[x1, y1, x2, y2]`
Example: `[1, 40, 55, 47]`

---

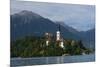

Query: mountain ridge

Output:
[11, 10, 95, 49]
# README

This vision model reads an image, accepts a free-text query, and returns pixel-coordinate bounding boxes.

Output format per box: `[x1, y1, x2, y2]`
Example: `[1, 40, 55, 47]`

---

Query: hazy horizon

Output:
[11, 0, 95, 31]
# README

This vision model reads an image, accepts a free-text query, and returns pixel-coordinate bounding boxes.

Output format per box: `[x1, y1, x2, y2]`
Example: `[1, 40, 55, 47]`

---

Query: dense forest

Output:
[11, 36, 93, 58]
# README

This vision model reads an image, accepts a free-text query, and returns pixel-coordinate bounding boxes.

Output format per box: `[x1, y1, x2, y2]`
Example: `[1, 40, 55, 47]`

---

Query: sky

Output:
[11, 0, 95, 31]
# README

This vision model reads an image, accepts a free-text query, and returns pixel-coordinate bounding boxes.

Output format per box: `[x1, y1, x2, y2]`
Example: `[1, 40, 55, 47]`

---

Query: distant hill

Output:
[78, 28, 95, 49]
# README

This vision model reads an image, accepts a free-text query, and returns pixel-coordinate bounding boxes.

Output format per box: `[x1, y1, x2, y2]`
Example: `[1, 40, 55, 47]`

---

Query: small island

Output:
[11, 25, 93, 58]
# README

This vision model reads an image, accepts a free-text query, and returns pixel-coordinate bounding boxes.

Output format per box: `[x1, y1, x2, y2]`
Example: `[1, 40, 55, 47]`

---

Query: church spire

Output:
[58, 24, 61, 31]
[56, 24, 61, 41]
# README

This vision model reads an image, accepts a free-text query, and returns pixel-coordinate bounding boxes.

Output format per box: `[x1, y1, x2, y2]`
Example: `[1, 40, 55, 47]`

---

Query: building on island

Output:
[45, 24, 64, 48]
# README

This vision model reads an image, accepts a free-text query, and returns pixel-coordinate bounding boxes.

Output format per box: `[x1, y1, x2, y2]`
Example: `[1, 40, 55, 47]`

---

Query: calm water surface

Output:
[11, 54, 95, 66]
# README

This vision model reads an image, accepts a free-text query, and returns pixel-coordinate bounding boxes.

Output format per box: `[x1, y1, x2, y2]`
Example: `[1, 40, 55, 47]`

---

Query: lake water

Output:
[11, 54, 95, 67]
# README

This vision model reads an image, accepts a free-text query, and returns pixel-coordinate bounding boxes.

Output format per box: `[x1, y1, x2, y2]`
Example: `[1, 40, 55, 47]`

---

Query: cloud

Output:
[11, 0, 95, 31]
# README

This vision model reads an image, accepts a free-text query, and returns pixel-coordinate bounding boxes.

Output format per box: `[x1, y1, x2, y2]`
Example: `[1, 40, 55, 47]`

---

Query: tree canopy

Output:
[11, 36, 93, 58]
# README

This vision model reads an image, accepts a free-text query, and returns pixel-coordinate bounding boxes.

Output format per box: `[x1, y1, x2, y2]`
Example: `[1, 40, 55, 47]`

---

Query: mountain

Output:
[78, 28, 95, 49]
[11, 10, 95, 49]
[55, 21, 79, 35]
[11, 10, 80, 40]
[79, 28, 95, 41]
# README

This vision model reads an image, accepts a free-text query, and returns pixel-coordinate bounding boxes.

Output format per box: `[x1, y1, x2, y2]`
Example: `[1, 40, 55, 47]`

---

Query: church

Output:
[45, 24, 64, 48]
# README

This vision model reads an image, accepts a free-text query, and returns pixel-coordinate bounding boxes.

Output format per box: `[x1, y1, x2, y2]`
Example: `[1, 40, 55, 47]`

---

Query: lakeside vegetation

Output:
[11, 36, 93, 58]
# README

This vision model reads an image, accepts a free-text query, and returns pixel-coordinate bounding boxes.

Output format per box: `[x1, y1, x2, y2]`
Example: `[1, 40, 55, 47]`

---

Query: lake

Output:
[11, 54, 95, 67]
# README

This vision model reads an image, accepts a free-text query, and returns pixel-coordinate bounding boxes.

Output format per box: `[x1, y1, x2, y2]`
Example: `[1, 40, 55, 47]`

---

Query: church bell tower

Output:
[56, 24, 61, 41]
[56, 24, 64, 48]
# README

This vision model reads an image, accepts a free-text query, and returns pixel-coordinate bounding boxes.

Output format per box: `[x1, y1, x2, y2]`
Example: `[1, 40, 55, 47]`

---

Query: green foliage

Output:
[11, 36, 93, 58]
